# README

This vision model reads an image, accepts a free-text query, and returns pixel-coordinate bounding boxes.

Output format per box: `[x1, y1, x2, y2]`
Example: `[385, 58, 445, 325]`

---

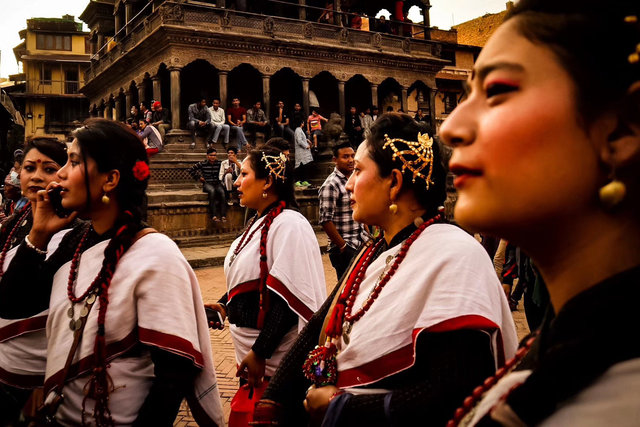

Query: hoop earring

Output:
[101, 193, 110, 204]
[599, 179, 626, 208]
[389, 203, 398, 215]
[262, 192, 268, 199]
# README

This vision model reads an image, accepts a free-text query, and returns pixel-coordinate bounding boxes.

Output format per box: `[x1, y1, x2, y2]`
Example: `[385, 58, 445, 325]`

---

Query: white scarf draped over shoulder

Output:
[45, 232, 224, 426]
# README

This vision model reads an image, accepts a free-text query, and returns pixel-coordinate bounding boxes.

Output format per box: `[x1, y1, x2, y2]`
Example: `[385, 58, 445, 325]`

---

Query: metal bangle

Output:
[24, 235, 48, 255]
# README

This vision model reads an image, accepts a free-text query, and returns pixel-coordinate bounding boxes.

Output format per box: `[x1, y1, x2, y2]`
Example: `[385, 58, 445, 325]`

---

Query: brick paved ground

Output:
[174, 254, 530, 426]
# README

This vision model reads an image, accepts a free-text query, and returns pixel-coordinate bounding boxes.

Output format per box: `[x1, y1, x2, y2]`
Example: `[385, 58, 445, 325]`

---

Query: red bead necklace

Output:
[229, 206, 278, 266]
[446, 332, 539, 427]
[67, 227, 93, 303]
[342, 214, 441, 339]
[0, 204, 32, 277]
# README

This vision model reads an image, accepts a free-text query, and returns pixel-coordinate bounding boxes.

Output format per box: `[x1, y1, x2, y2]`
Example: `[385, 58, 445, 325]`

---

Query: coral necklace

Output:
[341, 213, 442, 343]
[66, 227, 99, 331]
[0, 204, 32, 277]
[229, 205, 279, 266]
[303, 213, 441, 386]
[446, 331, 539, 427]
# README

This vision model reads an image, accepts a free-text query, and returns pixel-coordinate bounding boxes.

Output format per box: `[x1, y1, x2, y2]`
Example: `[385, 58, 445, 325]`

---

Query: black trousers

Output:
[328, 245, 357, 280]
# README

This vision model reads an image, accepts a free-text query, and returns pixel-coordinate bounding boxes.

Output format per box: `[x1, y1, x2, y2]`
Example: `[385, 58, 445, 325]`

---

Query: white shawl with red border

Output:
[224, 209, 326, 375]
[0, 230, 68, 388]
[44, 232, 224, 426]
[335, 224, 518, 391]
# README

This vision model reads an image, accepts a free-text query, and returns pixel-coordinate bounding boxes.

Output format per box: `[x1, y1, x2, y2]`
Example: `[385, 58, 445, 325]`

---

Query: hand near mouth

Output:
[28, 182, 78, 251]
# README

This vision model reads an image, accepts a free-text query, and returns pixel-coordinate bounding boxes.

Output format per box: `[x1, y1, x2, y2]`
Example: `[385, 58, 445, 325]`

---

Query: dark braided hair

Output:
[71, 119, 149, 425]
[256, 201, 286, 328]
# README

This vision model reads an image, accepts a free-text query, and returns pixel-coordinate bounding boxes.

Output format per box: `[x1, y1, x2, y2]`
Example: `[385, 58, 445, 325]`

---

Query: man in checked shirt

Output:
[318, 142, 366, 279]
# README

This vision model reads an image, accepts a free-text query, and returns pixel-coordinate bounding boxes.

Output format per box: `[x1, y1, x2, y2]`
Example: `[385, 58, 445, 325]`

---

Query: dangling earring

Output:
[389, 202, 398, 215]
[262, 192, 268, 199]
[599, 179, 626, 208]
[101, 193, 110, 204]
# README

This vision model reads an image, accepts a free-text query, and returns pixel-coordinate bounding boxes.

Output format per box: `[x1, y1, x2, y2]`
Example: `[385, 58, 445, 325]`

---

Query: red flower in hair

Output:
[132, 160, 150, 181]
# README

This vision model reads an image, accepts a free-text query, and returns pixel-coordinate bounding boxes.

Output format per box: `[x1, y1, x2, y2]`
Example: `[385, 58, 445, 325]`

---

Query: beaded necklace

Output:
[66, 227, 99, 331]
[229, 204, 281, 266]
[0, 204, 32, 277]
[303, 213, 441, 386]
[446, 332, 539, 427]
[228, 214, 260, 266]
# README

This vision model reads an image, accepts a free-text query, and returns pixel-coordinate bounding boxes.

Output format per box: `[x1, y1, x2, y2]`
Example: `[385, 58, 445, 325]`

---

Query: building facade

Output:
[11, 15, 91, 141]
[79, 0, 462, 132]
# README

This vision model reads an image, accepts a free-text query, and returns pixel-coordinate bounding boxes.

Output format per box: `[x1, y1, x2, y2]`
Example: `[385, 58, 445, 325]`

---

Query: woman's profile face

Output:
[439, 19, 603, 238]
[345, 143, 391, 226]
[235, 157, 266, 210]
[56, 139, 107, 212]
[20, 148, 61, 202]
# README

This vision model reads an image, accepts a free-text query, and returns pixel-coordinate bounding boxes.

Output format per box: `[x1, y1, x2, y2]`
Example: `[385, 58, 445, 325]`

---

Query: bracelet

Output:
[339, 242, 348, 251]
[329, 390, 345, 403]
[24, 235, 48, 255]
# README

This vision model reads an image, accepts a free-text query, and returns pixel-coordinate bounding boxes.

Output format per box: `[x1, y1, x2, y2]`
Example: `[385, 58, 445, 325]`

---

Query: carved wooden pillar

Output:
[137, 81, 146, 106]
[338, 80, 346, 122]
[298, 0, 306, 20]
[115, 97, 123, 121]
[401, 87, 408, 112]
[302, 78, 310, 117]
[97, 33, 104, 52]
[334, 0, 342, 26]
[169, 67, 182, 129]
[125, 1, 133, 35]
[218, 71, 228, 109]
[429, 88, 437, 131]
[152, 76, 161, 104]
[125, 90, 132, 118]
[262, 74, 271, 121]
[422, 1, 431, 40]
[114, 10, 121, 41]
[370, 83, 378, 108]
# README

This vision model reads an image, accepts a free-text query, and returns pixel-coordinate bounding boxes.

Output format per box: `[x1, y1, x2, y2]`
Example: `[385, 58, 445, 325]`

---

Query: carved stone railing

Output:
[86, 0, 445, 81]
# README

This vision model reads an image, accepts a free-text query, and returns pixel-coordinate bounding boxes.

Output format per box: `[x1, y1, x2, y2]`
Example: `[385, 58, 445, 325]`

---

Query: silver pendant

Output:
[86, 294, 96, 304]
[67, 306, 74, 318]
[69, 319, 79, 331]
[80, 306, 89, 317]
[342, 321, 352, 345]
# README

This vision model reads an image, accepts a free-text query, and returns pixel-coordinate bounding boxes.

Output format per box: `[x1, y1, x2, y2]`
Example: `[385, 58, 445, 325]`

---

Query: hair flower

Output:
[132, 160, 150, 181]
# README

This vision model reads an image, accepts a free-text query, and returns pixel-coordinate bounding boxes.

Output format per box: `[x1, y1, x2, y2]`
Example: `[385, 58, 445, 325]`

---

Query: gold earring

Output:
[389, 203, 398, 215]
[262, 192, 268, 199]
[101, 193, 110, 204]
[599, 179, 626, 208]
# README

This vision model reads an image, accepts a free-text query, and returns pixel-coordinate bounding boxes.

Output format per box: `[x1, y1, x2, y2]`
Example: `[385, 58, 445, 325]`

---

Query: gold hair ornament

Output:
[382, 132, 435, 189]
[261, 152, 287, 182]
[625, 16, 640, 64]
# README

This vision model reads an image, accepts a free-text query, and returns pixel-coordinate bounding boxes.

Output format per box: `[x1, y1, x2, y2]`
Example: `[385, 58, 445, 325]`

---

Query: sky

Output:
[0, 0, 511, 78]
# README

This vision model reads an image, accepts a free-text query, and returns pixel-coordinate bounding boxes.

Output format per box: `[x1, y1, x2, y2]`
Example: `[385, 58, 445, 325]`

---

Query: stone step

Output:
[147, 182, 201, 191]
[147, 189, 209, 204]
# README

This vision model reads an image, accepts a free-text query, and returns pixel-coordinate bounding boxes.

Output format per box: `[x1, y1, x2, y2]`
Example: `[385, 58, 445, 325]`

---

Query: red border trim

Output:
[228, 279, 260, 302]
[0, 366, 44, 389]
[0, 315, 47, 342]
[266, 275, 314, 321]
[138, 327, 205, 368]
[44, 329, 138, 394]
[337, 315, 504, 388]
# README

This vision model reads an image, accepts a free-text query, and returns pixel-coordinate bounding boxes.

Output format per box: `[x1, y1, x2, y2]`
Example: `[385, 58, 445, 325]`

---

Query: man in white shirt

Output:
[208, 98, 230, 148]
[218, 147, 241, 205]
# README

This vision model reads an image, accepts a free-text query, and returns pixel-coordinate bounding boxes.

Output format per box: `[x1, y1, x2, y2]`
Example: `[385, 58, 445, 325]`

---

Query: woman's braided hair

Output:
[72, 119, 149, 426]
